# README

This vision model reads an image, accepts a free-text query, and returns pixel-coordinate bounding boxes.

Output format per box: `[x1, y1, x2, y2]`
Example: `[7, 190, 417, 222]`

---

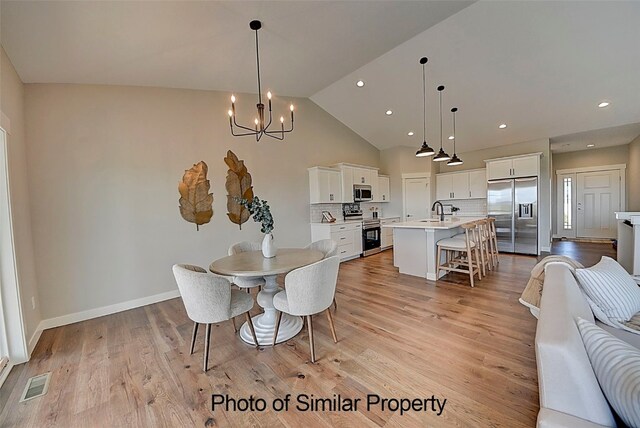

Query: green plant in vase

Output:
[235, 196, 276, 257]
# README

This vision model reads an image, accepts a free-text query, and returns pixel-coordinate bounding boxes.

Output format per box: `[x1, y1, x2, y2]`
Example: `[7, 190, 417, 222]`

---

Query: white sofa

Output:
[536, 262, 640, 428]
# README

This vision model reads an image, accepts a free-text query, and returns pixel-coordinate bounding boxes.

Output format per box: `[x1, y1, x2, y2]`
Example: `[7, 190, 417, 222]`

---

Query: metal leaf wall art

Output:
[224, 150, 254, 229]
[178, 161, 214, 231]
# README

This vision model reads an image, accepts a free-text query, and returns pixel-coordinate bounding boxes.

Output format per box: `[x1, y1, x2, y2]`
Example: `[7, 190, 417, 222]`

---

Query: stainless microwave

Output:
[354, 185, 372, 202]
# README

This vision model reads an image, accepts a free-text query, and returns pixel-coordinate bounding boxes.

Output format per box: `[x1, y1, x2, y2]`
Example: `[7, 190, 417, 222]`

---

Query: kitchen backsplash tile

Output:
[441, 198, 488, 217]
[310, 202, 384, 223]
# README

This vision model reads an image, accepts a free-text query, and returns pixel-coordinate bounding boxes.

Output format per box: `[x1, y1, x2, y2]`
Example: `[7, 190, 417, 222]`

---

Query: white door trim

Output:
[0, 127, 29, 377]
[402, 175, 430, 220]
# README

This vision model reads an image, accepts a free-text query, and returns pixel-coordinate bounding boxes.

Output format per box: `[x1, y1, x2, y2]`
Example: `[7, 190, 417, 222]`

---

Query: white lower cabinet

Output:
[310, 222, 362, 261]
[380, 217, 400, 249]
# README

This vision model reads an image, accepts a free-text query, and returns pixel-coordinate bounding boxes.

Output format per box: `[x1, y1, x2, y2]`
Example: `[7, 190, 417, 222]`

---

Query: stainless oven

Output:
[353, 185, 373, 202]
[362, 219, 381, 256]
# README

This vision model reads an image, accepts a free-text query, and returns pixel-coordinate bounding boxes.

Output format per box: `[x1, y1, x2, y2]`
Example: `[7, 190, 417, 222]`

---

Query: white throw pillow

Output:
[576, 318, 640, 428]
[575, 256, 640, 324]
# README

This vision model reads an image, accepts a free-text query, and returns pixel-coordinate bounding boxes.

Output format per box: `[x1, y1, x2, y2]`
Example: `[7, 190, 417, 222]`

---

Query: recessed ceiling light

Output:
[499, 123, 507, 129]
[407, 131, 414, 136]
[448, 135, 454, 140]
[385, 110, 393, 116]
[587, 144, 596, 148]
[598, 101, 610, 108]
[356, 80, 365, 87]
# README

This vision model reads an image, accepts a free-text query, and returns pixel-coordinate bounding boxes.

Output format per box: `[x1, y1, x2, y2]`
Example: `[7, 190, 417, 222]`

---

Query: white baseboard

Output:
[30, 289, 181, 353]
[0, 362, 14, 389]
[28, 327, 42, 356]
[541, 246, 551, 252]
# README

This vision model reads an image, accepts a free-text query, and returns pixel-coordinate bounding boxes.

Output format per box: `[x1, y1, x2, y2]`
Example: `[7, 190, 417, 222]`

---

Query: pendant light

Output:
[432, 85, 451, 162]
[228, 20, 294, 142]
[415, 57, 435, 157]
[447, 107, 463, 166]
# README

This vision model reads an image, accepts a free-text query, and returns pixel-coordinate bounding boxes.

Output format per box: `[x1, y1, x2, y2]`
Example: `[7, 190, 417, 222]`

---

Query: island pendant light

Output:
[432, 85, 451, 162]
[447, 107, 463, 166]
[415, 57, 435, 157]
[228, 20, 294, 142]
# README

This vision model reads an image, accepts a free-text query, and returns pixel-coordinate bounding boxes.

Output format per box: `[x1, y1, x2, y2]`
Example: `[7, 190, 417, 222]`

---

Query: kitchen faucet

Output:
[432, 201, 445, 221]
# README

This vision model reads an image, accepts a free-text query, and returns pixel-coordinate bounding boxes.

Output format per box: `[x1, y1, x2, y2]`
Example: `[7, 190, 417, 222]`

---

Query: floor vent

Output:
[19, 372, 51, 402]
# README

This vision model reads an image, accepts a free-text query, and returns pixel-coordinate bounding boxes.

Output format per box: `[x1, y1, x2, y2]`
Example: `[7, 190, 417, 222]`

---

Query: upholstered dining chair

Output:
[172, 264, 258, 372]
[272, 256, 340, 362]
[305, 239, 339, 310]
[228, 242, 265, 294]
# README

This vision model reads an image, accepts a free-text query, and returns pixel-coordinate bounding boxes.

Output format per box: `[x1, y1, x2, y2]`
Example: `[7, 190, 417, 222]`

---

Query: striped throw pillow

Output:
[575, 256, 640, 323]
[577, 318, 640, 427]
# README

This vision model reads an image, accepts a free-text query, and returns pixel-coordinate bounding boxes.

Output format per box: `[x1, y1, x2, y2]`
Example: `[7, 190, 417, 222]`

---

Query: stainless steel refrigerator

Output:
[487, 177, 538, 255]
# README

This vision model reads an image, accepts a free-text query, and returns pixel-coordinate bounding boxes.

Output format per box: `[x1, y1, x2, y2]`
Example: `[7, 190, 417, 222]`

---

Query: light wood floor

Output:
[0, 244, 607, 427]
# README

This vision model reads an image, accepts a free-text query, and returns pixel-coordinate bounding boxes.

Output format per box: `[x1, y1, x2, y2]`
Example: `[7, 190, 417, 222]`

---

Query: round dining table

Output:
[209, 248, 324, 346]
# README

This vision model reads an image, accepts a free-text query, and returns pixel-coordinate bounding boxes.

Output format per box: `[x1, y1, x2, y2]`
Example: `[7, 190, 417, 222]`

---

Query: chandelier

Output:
[228, 20, 294, 142]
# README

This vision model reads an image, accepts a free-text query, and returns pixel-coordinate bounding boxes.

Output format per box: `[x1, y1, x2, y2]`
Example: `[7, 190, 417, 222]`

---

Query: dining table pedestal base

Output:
[238, 274, 303, 346]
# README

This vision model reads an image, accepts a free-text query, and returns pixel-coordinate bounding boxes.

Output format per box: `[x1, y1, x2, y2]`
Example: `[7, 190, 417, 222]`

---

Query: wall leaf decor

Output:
[178, 161, 214, 231]
[224, 150, 254, 229]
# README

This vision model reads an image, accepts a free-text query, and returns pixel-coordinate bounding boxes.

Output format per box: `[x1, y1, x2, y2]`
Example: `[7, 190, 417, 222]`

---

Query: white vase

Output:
[262, 233, 276, 258]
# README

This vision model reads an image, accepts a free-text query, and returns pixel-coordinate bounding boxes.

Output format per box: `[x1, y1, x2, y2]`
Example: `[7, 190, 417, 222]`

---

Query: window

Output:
[563, 177, 572, 230]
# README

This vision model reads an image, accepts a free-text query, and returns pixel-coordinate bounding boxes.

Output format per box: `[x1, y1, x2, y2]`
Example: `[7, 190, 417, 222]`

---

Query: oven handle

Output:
[362, 225, 381, 231]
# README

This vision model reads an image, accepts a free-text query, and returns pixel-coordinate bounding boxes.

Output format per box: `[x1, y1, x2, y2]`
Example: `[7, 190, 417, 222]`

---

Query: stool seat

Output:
[438, 237, 476, 249]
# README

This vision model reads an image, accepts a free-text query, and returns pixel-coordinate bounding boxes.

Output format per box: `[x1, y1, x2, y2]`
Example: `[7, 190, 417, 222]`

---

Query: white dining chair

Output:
[228, 242, 265, 294]
[272, 256, 340, 362]
[172, 264, 258, 372]
[305, 239, 339, 310]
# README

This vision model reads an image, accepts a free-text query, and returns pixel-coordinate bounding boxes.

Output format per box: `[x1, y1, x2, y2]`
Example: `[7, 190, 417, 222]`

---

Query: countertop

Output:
[310, 215, 401, 225]
[382, 216, 486, 230]
[616, 212, 640, 224]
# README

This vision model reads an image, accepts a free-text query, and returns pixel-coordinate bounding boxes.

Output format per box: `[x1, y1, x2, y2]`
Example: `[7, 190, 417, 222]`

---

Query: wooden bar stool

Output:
[477, 219, 492, 274]
[487, 217, 499, 267]
[436, 223, 482, 287]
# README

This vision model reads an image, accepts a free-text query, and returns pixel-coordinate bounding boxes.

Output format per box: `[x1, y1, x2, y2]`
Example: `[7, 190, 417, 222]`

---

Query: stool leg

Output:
[466, 246, 475, 288]
[436, 245, 443, 280]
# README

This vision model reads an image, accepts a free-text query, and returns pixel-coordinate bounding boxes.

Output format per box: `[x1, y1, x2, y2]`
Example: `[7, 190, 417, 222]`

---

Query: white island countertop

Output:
[383, 217, 486, 230]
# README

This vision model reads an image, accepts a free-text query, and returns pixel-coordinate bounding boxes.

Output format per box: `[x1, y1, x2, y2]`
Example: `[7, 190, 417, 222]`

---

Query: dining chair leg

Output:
[273, 310, 283, 346]
[245, 312, 259, 349]
[325, 309, 338, 343]
[307, 315, 316, 363]
[231, 317, 238, 333]
[203, 323, 212, 372]
[333, 297, 337, 311]
[190, 322, 199, 355]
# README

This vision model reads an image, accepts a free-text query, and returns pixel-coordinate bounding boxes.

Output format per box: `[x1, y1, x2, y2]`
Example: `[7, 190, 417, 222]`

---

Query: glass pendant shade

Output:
[416, 141, 435, 157]
[447, 153, 463, 166]
[433, 148, 451, 162]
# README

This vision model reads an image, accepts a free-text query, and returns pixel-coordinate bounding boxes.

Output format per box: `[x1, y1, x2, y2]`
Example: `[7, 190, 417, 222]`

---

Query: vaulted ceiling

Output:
[2, 1, 640, 153]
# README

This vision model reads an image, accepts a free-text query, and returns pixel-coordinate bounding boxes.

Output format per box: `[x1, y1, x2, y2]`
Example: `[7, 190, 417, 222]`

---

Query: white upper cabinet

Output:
[376, 175, 390, 202]
[486, 154, 541, 180]
[340, 166, 354, 203]
[308, 167, 342, 204]
[468, 170, 487, 198]
[512, 156, 539, 177]
[436, 174, 454, 200]
[353, 167, 372, 185]
[436, 169, 486, 200]
[451, 173, 470, 200]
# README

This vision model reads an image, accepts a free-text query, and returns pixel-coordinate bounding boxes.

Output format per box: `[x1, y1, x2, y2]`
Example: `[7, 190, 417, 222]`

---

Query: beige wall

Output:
[552, 144, 631, 234]
[24, 84, 379, 319]
[379, 146, 434, 218]
[629, 136, 640, 211]
[0, 47, 41, 343]
[435, 138, 553, 251]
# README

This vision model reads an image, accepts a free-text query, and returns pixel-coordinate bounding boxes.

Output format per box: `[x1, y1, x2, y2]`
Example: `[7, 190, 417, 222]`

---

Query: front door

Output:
[404, 178, 430, 220]
[576, 170, 620, 239]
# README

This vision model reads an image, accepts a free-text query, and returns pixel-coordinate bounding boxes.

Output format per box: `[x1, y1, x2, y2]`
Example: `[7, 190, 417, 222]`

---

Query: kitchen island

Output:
[383, 217, 485, 280]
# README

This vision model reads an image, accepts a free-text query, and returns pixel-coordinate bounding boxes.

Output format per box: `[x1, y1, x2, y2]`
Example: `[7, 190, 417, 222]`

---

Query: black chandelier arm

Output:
[262, 130, 285, 141]
[230, 125, 263, 138]
[232, 115, 259, 133]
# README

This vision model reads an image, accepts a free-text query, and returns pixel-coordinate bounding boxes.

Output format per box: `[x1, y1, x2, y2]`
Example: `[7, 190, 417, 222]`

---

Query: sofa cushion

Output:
[575, 256, 640, 325]
[536, 263, 615, 427]
[577, 318, 640, 428]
